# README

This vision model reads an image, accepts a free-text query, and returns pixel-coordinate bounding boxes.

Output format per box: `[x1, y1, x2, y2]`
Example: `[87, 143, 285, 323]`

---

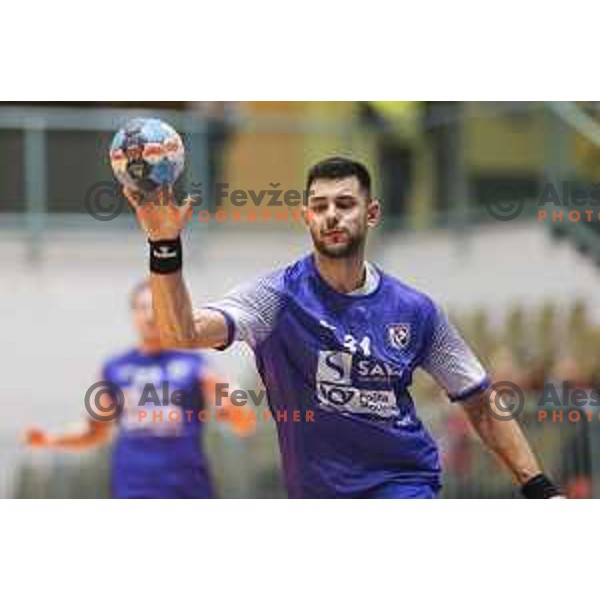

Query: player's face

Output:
[304, 176, 380, 259]
[132, 287, 160, 343]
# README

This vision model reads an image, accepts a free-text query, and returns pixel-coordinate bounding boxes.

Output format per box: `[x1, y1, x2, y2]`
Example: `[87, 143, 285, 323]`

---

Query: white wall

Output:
[378, 221, 600, 323]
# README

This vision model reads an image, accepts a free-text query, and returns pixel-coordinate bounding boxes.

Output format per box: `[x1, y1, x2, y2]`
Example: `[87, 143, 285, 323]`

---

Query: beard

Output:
[311, 229, 364, 259]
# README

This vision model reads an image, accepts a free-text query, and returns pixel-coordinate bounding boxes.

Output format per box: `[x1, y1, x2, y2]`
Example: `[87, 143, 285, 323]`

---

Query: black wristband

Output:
[521, 474, 561, 499]
[149, 238, 182, 275]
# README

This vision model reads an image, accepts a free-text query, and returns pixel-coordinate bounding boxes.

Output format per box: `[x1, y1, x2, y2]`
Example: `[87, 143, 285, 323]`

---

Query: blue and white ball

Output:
[110, 118, 185, 193]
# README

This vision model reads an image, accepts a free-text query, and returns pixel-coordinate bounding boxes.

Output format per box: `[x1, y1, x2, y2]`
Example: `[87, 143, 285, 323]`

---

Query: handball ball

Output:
[110, 118, 185, 193]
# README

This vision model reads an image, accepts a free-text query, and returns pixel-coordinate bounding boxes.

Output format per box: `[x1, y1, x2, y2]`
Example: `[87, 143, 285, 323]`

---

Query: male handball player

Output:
[125, 157, 561, 499]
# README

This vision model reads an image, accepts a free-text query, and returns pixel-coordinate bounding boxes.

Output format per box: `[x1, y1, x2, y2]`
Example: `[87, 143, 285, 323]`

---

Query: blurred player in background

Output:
[24, 280, 254, 499]
[126, 156, 562, 499]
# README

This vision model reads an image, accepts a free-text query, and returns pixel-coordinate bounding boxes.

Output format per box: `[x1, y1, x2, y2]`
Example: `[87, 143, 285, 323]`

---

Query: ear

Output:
[366, 198, 381, 229]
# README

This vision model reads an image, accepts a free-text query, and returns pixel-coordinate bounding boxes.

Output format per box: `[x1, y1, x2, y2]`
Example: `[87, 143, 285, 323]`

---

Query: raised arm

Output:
[125, 186, 229, 350]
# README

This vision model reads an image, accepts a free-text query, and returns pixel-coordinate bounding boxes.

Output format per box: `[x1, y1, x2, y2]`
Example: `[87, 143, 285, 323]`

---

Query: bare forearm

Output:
[463, 394, 541, 485]
[45, 424, 110, 451]
[50, 432, 106, 450]
[151, 273, 229, 349]
[128, 187, 229, 350]
[151, 272, 198, 347]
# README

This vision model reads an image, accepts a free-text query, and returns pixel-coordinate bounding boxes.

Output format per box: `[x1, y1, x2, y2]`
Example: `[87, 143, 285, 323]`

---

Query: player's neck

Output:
[313, 252, 367, 294]
[138, 340, 163, 355]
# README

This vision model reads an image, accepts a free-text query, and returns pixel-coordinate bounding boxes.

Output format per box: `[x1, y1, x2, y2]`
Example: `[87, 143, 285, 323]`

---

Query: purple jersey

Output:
[208, 254, 489, 498]
[102, 349, 215, 499]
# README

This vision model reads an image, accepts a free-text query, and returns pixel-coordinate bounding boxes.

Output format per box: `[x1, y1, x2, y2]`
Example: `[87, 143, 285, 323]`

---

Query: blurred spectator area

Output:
[413, 297, 600, 499]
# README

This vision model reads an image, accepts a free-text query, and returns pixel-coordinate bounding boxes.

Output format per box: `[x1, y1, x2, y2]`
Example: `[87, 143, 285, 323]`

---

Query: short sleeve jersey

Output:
[207, 254, 489, 498]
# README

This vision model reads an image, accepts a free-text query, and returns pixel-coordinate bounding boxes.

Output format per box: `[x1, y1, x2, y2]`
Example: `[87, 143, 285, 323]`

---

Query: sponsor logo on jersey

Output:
[166, 359, 193, 381]
[387, 323, 410, 350]
[130, 366, 163, 388]
[316, 351, 353, 385]
[355, 359, 402, 381]
[317, 382, 399, 418]
[315, 351, 401, 419]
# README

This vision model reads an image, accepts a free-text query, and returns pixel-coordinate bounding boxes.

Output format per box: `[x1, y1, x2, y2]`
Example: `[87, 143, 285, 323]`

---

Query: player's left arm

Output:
[459, 390, 548, 488]
[420, 303, 562, 498]
[200, 372, 256, 437]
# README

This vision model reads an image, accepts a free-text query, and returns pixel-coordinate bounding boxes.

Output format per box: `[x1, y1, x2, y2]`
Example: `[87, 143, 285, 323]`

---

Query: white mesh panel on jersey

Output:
[420, 304, 489, 401]
[203, 270, 286, 348]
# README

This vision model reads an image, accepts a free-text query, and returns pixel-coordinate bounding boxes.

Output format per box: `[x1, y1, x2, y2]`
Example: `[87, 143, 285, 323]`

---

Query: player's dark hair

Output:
[130, 279, 150, 309]
[306, 157, 372, 197]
